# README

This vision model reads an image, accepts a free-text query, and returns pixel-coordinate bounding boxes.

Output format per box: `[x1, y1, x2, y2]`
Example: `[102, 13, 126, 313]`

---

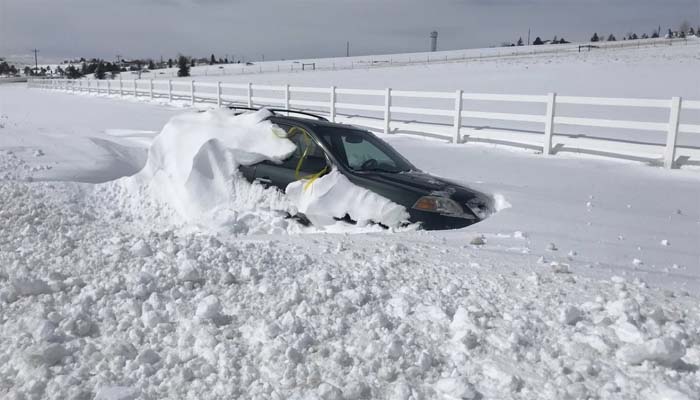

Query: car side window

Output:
[275, 124, 328, 173]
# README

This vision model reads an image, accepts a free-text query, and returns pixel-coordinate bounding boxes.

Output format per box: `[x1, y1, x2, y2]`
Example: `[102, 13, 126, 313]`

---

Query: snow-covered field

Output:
[1, 40, 700, 400]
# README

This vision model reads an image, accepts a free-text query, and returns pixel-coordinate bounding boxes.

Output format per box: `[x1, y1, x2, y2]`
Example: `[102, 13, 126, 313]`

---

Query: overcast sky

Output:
[1, 0, 698, 63]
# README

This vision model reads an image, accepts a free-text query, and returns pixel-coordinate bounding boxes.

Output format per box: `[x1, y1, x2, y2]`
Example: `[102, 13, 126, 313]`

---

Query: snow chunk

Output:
[195, 295, 222, 322]
[26, 343, 67, 366]
[435, 377, 477, 400]
[559, 305, 583, 325]
[95, 386, 139, 400]
[469, 235, 485, 245]
[136, 348, 161, 365]
[286, 169, 409, 228]
[177, 259, 201, 282]
[12, 278, 52, 297]
[129, 239, 152, 257]
[617, 337, 685, 366]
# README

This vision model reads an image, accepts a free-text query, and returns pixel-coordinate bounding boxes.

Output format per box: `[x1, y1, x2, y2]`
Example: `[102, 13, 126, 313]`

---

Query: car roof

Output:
[268, 115, 367, 133]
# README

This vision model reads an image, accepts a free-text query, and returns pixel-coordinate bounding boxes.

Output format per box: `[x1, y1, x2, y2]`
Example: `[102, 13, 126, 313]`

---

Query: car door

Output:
[253, 123, 329, 191]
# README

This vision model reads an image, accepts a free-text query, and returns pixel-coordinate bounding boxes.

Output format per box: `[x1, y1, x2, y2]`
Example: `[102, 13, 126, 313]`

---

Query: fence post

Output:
[284, 84, 290, 110]
[247, 82, 253, 107]
[79, 80, 83, 92]
[190, 80, 195, 106]
[168, 80, 172, 102]
[664, 97, 682, 169]
[107, 80, 111, 95]
[149, 79, 154, 99]
[543, 92, 557, 155]
[96, 80, 100, 94]
[384, 88, 392, 134]
[330, 86, 336, 122]
[216, 81, 222, 107]
[87, 80, 91, 94]
[119, 78, 123, 97]
[133, 80, 137, 97]
[453, 89, 463, 143]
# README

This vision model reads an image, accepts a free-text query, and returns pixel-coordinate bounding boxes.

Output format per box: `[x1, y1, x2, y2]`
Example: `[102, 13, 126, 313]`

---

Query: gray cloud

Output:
[1, 0, 698, 63]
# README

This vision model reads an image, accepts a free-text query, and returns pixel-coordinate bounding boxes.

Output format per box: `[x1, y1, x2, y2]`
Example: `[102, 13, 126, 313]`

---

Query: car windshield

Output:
[316, 127, 415, 173]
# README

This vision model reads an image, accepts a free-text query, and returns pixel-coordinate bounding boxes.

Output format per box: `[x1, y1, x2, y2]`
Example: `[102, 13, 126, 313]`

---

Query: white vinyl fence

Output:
[30, 78, 699, 169]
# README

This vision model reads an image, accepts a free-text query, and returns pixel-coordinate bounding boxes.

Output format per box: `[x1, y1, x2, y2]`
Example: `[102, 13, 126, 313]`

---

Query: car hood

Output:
[365, 170, 480, 198]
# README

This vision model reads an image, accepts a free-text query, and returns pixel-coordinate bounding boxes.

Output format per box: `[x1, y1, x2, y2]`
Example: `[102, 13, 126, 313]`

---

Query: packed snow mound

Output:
[124, 109, 296, 224]
[286, 170, 410, 228]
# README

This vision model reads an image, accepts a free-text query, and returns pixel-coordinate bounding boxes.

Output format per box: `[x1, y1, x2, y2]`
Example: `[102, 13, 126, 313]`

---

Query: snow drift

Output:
[286, 170, 410, 228]
[127, 108, 295, 220]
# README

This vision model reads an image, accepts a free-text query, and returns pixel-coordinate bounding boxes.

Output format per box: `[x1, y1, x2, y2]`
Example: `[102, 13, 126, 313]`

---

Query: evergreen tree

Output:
[190, 58, 195, 67]
[65, 65, 82, 79]
[689, 27, 695, 36]
[177, 55, 190, 77]
[168, 58, 173, 68]
[94, 62, 106, 79]
[516, 37, 523, 46]
[532, 36, 544, 45]
[641, 33, 649, 39]
[210, 54, 216, 65]
[591, 32, 599, 42]
[224, 58, 229, 63]
[651, 30, 659, 38]
[607, 34, 616, 41]
[148, 60, 156, 70]
[24, 66, 32, 76]
[630, 33, 638, 40]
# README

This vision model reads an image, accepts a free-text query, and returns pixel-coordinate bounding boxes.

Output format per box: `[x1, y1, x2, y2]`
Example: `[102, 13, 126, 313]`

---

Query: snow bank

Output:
[286, 169, 410, 228]
[119, 109, 296, 228]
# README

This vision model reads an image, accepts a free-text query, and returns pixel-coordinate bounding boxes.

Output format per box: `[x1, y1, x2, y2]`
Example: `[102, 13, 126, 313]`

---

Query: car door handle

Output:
[255, 177, 272, 184]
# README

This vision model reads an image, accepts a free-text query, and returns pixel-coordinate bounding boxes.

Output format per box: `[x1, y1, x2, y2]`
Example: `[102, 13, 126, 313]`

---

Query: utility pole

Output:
[527, 28, 531, 45]
[32, 49, 39, 73]
[346, 41, 350, 57]
[262, 54, 265, 62]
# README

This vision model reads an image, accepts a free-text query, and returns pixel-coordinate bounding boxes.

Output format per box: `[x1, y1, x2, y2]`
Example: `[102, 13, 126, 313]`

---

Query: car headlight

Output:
[412, 196, 475, 219]
[465, 197, 491, 220]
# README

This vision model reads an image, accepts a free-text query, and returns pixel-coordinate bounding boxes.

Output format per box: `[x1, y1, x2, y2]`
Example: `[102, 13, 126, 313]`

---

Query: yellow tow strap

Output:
[279, 126, 328, 191]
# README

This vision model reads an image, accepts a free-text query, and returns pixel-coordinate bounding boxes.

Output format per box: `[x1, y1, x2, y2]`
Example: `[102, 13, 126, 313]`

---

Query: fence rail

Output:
[29, 78, 700, 169]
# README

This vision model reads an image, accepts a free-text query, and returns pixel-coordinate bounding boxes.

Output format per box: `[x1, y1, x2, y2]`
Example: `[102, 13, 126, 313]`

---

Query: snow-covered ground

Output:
[1, 45, 700, 400]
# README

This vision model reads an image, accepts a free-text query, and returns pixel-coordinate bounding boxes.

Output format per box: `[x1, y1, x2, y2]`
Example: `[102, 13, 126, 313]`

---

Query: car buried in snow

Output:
[233, 107, 494, 230]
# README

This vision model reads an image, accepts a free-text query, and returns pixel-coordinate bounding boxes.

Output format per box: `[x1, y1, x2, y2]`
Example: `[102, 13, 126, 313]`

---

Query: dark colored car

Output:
[235, 108, 494, 230]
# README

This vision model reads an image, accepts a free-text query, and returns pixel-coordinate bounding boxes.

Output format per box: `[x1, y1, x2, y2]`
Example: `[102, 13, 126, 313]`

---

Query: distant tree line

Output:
[21, 52, 242, 79]
[0, 60, 19, 76]
[507, 21, 698, 47]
